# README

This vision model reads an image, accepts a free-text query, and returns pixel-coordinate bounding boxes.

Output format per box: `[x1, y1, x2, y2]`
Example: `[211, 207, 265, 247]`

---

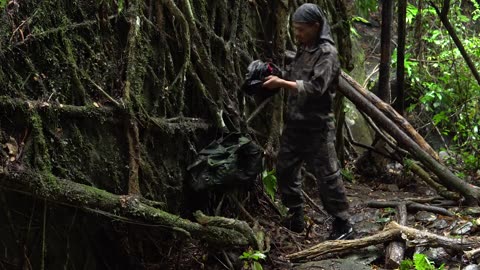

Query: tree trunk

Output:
[378, 0, 394, 103]
[395, 0, 407, 115]
[414, 0, 426, 59]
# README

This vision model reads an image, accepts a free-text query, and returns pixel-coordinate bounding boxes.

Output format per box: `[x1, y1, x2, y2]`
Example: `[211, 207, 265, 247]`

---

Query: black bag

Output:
[187, 133, 263, 192]
[241, 60, 282, 98]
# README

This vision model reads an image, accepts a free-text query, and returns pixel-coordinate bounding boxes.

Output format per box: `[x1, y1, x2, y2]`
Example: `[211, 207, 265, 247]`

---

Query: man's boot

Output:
[283, 207, 305, 233]
[328, 218, 354, 240]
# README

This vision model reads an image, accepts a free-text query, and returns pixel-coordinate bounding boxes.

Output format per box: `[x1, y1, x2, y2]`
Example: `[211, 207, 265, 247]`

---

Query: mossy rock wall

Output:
[0, 0, 352, 268]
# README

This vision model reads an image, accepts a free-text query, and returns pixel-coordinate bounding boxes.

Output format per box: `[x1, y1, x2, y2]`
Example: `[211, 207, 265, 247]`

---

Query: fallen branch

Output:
[405, 159, 460, 201]
[390, 221, 480, 251]
[0, 169, 258, 248]
[366, 200, 454, 216]
[344, 121, 399, 161]
[464, 247, 480, 261]
[301, 190, 328, 217]
[287, 227, 400, 261]
[287, 221, 480, 261]
[403, 196, 458, 207]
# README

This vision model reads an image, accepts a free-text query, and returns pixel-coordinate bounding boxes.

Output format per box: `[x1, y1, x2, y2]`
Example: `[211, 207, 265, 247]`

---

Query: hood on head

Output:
[292, 3, 334, 45]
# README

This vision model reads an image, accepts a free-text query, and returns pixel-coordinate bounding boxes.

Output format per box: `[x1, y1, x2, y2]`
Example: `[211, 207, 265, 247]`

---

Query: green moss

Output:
[30, 112, 52, 173]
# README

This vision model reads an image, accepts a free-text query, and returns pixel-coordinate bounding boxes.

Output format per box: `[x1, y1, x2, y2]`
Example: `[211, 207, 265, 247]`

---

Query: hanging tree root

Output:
[0, 169, 259, 248]
[287, 221, 480, 261]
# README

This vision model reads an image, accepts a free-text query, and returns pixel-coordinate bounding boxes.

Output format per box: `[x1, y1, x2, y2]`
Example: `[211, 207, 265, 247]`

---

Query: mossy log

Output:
[0, 168, 257, 248]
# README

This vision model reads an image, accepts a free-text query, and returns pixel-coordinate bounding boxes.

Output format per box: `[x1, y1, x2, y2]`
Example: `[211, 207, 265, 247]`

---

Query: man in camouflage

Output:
[263, 3, 353, 240]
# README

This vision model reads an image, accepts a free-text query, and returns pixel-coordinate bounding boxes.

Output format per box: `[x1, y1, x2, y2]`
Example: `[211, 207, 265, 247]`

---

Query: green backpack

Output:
[188, 133, 263, 192]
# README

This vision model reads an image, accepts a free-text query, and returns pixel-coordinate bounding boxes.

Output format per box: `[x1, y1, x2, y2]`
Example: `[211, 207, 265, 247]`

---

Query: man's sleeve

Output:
[295, 46, 340, 97]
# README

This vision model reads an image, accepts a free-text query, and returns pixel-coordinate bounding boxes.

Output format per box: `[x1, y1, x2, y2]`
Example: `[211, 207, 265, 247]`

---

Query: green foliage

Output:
[400, 259, 415, 270]
[117, 0, 124, 13]
[354, 0, 377, 19]
[262, 169, 277, 201]
[375, 207, 395, 224]
[400, 253, 445, 270]
[0, 0, 6, 9]
[341, 168, 354, 183]
[239, 249, 266, 270]
[397, 0, 480, 176]
[352, 16, 370, 24]
[406, 4, 419, 24]
[472, 0, 480, 20]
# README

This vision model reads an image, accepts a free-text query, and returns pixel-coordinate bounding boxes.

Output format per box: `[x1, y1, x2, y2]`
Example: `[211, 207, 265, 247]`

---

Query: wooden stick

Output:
[287, 221, 480, 261]
[366, 200, 454, 216]
[464, 247, 480, 261]
[301, 190, 328, 217]
[287, 228, 401, 261]
[385, 204, 407, 268]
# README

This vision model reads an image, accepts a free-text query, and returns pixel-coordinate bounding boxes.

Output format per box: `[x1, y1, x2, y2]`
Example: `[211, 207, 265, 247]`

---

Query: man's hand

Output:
[263, 75, 284, 90]
[263, 75, 298, 91]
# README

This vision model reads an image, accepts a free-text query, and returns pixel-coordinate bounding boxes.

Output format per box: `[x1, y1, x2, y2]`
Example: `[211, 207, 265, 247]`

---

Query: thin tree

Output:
[429, 0, 480, 86]
[395, 0, 407, 115]
[378, 0, 394, 103]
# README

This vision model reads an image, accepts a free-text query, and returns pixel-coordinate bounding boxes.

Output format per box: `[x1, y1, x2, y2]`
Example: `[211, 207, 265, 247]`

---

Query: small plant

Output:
[239, 249, 266, 270]
[262, 169, 277, 201]
[376, 207, 395, 224]
[341, 168, 355, 183]
[400, 253, 445, 270]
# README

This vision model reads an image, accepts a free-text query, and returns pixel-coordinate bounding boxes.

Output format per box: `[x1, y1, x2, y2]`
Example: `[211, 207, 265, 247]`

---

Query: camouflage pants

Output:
[276, 126, 349, 221]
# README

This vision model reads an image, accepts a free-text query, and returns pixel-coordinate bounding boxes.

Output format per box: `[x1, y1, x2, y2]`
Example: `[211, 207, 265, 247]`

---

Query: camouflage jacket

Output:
[284, 42, 340, 129]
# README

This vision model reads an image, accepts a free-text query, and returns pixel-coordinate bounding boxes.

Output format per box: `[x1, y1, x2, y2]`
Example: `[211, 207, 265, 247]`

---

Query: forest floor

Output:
[170, 165, 479, 270]
[261, 171, 478, 270]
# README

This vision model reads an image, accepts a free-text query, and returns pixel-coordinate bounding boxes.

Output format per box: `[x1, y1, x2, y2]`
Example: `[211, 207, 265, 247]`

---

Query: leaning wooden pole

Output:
[341, 71, 439, 161]
[338, 75, 480, 204]
[0, 169, 258, 248]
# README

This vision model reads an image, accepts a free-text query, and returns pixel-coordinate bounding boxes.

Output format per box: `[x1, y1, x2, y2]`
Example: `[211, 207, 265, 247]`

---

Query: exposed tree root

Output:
[0, 168, 259, 248]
